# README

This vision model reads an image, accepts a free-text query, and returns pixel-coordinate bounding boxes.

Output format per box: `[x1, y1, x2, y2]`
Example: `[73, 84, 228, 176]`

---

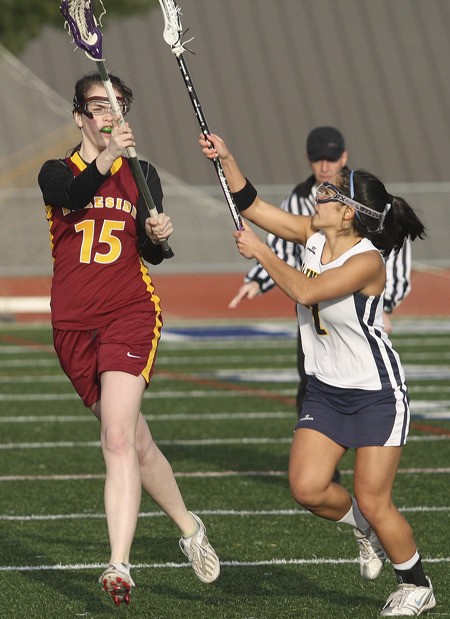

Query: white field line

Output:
[0, 467, 449, 483]
[0, 407, 450, 425]
[2, 382, 450, 403]
[0, 435, 449, 451]
[0, 355, 298, 368]
[0, 347, 56, 354]
[208, 367, 450, 381]
[0, 556, 448, 573]
[1, 390, 450, 413]
[1, 505, 449, 522]
[0, 341, 292, 353]
[0, 316, 449, 332]
[0, 404, 450, 424]
[409, 385, 450, 393]
[1, 351, 450, 368]
[0, 412, 292, 423]
[0, 389, 296, 401]
[0, 359, 59, 367]
[2, 336, 450, 354]
[2, 363, 450, 381]
[0, 375, 70, 383]
[2, 353, 450, 366]
[5, 392, 288, 403]
[2, 374, 450, 395]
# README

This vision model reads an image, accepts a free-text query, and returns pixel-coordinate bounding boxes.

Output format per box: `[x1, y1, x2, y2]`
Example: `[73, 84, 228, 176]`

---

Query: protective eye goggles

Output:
[316, 172, 391, 232]
[74, 96, 129, 119]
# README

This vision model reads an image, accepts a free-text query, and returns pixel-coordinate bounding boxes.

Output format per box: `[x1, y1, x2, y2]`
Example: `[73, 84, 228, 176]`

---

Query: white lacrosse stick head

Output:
[159, 0, 183, 48]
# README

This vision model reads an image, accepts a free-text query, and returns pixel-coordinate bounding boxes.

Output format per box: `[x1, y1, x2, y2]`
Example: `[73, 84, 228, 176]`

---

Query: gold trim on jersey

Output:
[139, 258, 163, 384]
[70, 151, 123, 175]
[45, 205, 56, 263]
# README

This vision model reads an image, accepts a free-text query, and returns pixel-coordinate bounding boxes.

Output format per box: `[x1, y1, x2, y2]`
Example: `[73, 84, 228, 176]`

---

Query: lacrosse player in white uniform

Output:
[230, 127, 411, 417]
[199, 132, 435, 618]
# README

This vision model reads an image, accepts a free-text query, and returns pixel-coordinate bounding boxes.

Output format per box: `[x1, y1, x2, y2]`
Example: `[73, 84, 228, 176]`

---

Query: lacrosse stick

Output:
[60, 0, 174, 258]
[158, 0, 244, 231]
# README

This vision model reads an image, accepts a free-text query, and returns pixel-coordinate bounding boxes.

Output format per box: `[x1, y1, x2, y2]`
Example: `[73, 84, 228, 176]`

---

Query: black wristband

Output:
[231, 178, 257, 212]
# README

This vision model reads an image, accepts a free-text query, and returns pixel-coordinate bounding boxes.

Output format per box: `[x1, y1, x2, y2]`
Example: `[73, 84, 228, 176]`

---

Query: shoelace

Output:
[386, 584, 416, 607]
[191, 542, 210, 575]
[181, 535, 210, 572]
[191, 538, 208, 556]
[356, 536, 374, 559]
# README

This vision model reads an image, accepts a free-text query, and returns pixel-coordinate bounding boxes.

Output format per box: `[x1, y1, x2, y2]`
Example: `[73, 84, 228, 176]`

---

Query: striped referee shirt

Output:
[245, 174, 411, 313]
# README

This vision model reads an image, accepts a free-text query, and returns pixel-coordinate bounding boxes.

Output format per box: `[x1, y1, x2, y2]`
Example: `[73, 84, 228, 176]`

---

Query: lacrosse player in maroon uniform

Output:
[38, 72, 219, 606]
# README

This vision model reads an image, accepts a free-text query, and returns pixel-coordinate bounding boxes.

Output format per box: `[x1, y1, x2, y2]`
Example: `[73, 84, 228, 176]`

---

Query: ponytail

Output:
[338, 169, 426, 255]
[379, 194, 426, 254]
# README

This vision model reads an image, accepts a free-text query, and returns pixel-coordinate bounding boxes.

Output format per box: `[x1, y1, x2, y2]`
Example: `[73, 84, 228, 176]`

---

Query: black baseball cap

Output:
[306, 126, 345, 162]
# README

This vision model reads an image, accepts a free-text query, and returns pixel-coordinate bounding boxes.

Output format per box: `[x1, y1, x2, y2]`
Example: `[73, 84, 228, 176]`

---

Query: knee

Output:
[289, 475, 323, 511]
[354, 491, 384, 525]
[102, 427, 134, 457]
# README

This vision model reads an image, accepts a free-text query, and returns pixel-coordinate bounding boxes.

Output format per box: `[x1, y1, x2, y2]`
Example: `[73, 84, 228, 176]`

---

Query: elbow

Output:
[63, 190, 86, 211]
[295, 290, 317, 306]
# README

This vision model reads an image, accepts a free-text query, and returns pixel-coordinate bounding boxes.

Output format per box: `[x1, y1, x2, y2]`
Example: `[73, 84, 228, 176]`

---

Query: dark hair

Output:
[67, 72, 134, 156]
[337, 169, 426, 255]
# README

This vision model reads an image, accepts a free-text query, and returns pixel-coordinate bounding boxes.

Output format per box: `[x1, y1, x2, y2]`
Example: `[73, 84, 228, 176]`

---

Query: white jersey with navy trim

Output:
[297, 232, 405, 390]
[245, 178, 411, 313]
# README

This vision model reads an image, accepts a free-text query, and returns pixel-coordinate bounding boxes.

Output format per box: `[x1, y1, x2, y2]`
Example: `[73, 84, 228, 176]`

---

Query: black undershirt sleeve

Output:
[38, 158, 111, 211]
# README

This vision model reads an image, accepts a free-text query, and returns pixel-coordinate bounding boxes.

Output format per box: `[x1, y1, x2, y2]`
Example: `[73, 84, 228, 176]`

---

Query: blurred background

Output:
[0, 0, 449, 316]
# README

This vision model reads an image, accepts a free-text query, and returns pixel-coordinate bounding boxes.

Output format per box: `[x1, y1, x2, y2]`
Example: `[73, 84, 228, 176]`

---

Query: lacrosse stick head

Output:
[60, 0, 104, 60]
[158, 0, 184, 50]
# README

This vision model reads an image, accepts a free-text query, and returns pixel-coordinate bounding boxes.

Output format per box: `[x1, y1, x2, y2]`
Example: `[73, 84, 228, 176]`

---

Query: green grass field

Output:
[0, 319, 449, 619]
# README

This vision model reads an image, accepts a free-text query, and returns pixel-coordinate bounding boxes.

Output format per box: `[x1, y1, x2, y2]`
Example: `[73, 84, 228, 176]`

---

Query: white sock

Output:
[337, 497, 370, 532]
[392, 551, 420, 571]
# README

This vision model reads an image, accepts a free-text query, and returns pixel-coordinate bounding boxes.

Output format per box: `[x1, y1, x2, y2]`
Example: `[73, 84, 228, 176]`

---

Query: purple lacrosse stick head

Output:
[60, 0, 103, 60]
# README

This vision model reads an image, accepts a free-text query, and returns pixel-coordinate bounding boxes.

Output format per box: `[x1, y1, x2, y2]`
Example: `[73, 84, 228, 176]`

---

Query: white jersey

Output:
[297, 232, 405, 390]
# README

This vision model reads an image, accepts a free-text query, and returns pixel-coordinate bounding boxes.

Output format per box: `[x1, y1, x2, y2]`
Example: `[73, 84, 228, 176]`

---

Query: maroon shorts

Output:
[53, 310, 162, 407]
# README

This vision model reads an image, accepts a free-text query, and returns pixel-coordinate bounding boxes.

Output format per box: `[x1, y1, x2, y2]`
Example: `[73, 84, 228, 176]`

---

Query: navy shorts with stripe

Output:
[295, 375, 410, 448]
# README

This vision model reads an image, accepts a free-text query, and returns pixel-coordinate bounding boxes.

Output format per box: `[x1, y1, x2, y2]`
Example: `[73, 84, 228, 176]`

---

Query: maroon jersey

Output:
[45, 152, 161, 329]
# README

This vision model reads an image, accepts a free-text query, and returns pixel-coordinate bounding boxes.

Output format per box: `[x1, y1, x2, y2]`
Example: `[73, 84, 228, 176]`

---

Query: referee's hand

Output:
[229, 281, 260, 309]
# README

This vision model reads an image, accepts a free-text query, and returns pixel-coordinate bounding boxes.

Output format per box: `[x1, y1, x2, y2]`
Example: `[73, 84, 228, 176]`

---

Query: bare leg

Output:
[93, 371, 144, 564]
[134, 411, 196, 535]
[289, 428, 349, 519]
[91, 374, 195, 565]
[353, 446, 417, 564]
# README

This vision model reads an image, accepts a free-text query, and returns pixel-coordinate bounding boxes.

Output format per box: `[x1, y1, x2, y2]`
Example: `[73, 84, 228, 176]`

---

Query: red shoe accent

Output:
[101, 574, 132, 606]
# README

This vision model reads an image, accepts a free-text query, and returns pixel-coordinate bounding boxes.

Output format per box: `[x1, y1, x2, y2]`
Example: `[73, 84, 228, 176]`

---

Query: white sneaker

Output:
[99, 563, 135, 606]
[179, 512, 220, 583]
[354, 527, 387, 580]
[380, 577, 436, 616]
